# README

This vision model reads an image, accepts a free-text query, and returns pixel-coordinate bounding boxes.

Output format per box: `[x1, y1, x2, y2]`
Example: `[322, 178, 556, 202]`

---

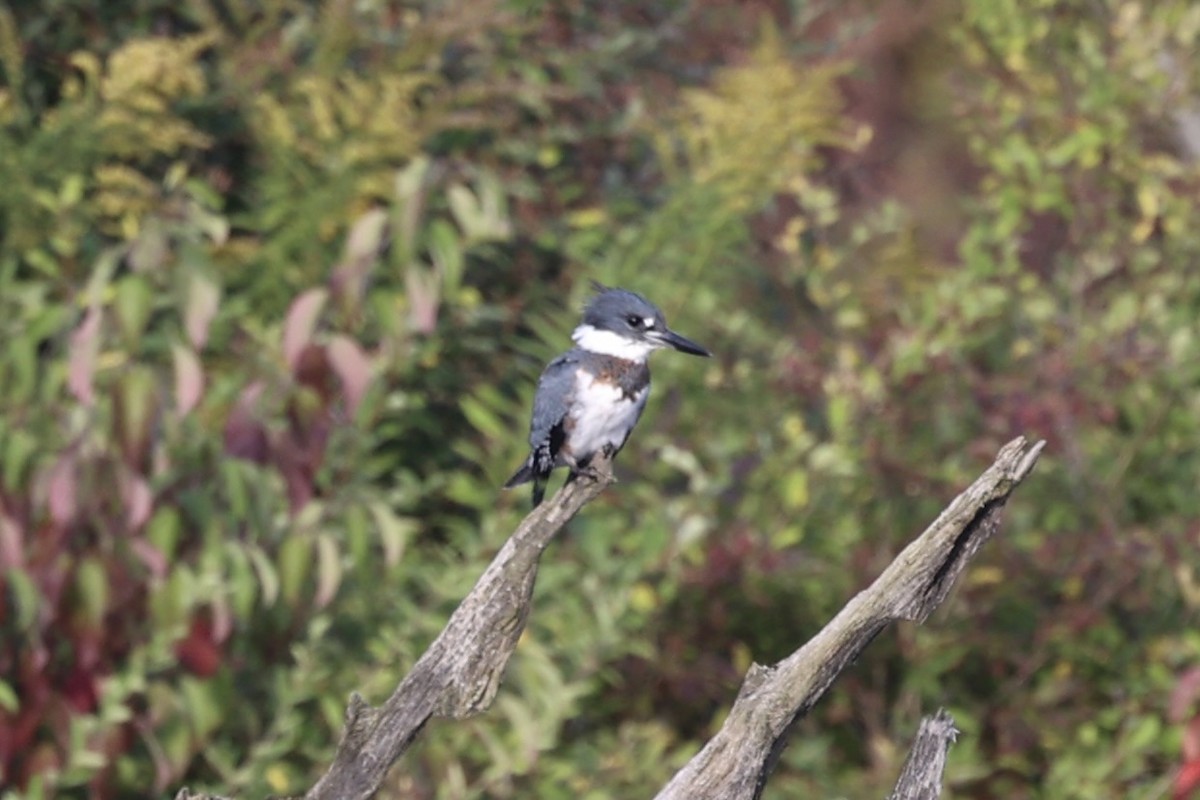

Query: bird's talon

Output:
[579, 466, 605, 482]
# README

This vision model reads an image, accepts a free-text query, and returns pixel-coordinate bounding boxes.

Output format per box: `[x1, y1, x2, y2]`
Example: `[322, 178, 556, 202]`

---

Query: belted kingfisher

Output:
[505, 286, 711, 507]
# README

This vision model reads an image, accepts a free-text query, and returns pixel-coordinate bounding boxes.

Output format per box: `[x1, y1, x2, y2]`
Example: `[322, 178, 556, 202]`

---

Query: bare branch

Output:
[654, 436, 1044, 800]
[887, 709, 959, 800]
[295, 453, 615, 800]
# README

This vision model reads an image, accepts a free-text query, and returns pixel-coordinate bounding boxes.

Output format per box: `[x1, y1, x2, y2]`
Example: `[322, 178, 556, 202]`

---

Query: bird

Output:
[504, 285, 711, 507]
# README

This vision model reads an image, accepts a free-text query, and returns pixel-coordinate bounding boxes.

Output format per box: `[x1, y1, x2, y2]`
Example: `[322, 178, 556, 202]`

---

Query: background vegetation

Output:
[1, 0, 1199, 798]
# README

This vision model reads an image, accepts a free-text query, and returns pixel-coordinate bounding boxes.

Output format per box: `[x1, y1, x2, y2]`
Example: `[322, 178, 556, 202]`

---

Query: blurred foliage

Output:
[1, 0, 1199, 799]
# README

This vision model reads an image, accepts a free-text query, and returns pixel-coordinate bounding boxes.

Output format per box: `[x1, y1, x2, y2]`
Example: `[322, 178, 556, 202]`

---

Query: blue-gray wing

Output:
[529, 350, 581, 455]
[503, 350, 581, 504]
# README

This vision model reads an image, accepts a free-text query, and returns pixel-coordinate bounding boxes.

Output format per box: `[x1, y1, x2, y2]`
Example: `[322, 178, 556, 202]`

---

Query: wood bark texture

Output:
[176, 436, 1042, 800]
[176, 453, 616, 800]
[653, 436, 1043, 800]
[887, 709, 959, 800]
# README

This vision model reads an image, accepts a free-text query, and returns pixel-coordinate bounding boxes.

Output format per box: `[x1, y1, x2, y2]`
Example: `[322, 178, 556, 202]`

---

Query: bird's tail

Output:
[504, 460, 533, 488]
[503, 460, 547, 508]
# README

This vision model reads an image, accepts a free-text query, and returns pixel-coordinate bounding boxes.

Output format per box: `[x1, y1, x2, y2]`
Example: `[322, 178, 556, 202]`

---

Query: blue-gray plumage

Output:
[505, 286, 711, 506]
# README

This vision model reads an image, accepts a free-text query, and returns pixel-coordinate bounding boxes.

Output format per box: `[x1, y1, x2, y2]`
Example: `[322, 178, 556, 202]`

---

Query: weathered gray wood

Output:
[653, 436, 1044, 800]
[887, 709, 959, 800]
[303, 455, 616, 800]
[176, 436, 1042, 800]
[176, 455, 615, 800]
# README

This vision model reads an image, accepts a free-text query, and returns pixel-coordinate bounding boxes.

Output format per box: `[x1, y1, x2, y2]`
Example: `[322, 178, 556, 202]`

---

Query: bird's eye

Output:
[625, 314, 644, 328]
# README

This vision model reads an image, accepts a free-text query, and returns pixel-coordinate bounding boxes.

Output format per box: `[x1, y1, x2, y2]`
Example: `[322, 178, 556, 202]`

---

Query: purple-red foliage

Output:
[0, 287, 374, 794]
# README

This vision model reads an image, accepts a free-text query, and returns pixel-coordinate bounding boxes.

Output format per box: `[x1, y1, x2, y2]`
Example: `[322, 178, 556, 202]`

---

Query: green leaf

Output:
[1122, 715, 1161, 754]
[460, 393, 503, 439]
[2, 427, 37, 493]
[245, 544, 279, 607]
[158, 718, 193, 778]
[5, 568, 40, 631]
[146, 506, 182, 562]
[113, 364, 159, 465]
[427, 218, 463, 293]
[393, 155, 432, 263]
[314, 533, 341, 608]
[447, 184, 481, 238]
[74, 557, 108, 629]
[224, 543, 258, 619]
[277, 535, 313, 608]
[782, 469, 809, 510]
[114, 274, 154, 345]
[181, 677, 221, 740]
[5, 335, 36, 404]
[343, 503, 370, 566]
[151, 567, 192, 630]
[475, 171, 510, 240]
[0, 680, 18, 713]
[368, 501, 414, 567]
[220, 460, 250, 520]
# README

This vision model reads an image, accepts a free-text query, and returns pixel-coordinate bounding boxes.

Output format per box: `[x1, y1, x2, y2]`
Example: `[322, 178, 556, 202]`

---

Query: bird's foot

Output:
[581, 465, 616, 483]
[568, 465, 601, 482]
[567, 461, 617, 485]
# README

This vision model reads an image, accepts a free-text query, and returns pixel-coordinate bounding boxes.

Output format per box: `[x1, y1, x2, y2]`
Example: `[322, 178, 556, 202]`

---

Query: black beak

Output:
[657, 328, 712, 357]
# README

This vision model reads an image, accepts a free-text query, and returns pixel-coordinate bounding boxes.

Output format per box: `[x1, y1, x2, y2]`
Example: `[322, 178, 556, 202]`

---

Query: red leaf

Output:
[1173, 667, 1200, 723]
[185, 273, 220, 350]
[0, 512, 22, 570]
[60, 665, 99, 713]
[328, 335, 374, 415]
[405, 268, 439, 333]
[67, 307, 102, 406]
[1175, 758, 1200, 800]
[122, 470, 153, 531]
[224, 382, 269, 463]
[1186, 716, 1200, 763]
[47, 454, 77, 526]
[130, 539, 167, 579]
[331, 208, 388, 311]
[275, 437, 317, 513]
[283, 288, 328, 369]
[344, 208, 388, 264]
[172, 343, 204, 417]
[210, 598, 232, 643]
[293, 343, 334, 398]
[175, 616, 222, 677]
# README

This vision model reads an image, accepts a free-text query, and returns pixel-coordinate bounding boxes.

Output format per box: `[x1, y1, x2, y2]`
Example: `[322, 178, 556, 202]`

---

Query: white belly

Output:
[565, 370, 648, 461]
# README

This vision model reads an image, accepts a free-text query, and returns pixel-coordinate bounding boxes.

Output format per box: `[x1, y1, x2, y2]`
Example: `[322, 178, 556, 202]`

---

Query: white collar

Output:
[571, 324, 657, 362]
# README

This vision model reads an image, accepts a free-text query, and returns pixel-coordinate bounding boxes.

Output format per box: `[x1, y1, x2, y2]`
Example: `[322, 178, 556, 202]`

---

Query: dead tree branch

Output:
[887, 709, 959, 800]
[303, 453, 616, 800]
[177, 453, 617, 800]
[654, 436, 1044, 800]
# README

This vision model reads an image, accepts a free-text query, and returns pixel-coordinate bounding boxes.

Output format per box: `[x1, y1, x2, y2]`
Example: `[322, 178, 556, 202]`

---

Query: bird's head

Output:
[571, 286, 711, 361]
